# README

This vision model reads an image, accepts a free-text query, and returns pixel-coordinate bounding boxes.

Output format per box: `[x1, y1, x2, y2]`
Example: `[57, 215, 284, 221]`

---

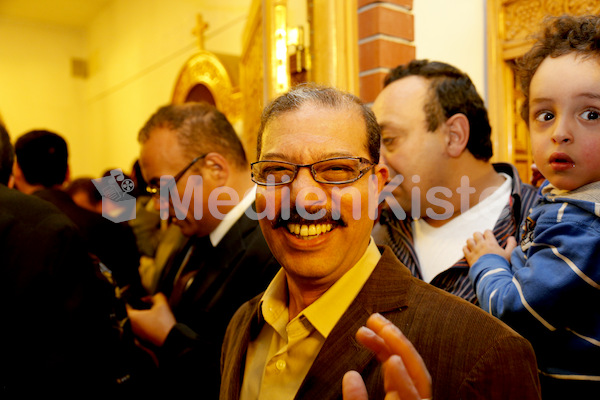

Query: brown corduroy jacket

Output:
[220, 246, 542, 400]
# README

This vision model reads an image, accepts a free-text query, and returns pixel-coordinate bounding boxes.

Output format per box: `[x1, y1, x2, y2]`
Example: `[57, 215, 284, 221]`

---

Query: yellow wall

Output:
[0, 0, 251, 179]
[0, 16, 88, 174]
[414, 0, 486, 100]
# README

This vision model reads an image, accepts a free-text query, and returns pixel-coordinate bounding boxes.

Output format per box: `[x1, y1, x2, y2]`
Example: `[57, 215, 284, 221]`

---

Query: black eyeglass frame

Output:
[250, 156, 375, 186]
[146, 154, 207, 195]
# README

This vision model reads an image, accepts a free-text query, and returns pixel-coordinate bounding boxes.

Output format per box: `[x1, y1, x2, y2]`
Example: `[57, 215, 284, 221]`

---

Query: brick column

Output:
[358, 0, 415, 103]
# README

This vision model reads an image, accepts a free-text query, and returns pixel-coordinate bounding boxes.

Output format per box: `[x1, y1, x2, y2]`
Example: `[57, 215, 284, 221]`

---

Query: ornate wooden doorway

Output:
[487, 0, 600, 183]
[171, 15, 243, 153]
[240, 0, 359, 162]
[171, 3, 359, 163]
[171, 48, 242, 133]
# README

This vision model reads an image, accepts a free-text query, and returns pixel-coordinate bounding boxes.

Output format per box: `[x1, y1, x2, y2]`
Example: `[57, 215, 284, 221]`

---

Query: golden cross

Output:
[192, 14, 209, 50]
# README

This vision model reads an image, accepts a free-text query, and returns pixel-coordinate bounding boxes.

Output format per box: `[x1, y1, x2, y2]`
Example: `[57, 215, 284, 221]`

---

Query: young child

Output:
[463, 14, 600, 397]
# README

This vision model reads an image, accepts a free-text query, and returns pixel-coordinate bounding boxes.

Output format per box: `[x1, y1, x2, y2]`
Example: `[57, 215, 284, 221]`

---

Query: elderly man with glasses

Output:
[219, 85, 541, 400]
[127, 102, 279, 397]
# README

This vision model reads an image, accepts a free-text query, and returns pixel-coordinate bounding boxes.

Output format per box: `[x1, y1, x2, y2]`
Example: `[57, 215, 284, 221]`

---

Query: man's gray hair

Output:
[256, 84, 381, 163]
[138, 102, 248, 169]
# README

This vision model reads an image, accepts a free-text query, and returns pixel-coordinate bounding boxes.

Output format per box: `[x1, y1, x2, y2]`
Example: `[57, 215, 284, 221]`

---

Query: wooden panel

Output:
[241, 0, 265, 163]
[487, 0, 600, 185]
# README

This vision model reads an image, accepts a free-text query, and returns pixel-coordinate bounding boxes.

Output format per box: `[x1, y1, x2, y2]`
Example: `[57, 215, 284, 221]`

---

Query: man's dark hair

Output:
[257, 83, 381, 163]
[138, 102, 248, 170]
[518, 15, 600, 125]
[0, 123, 14, 185]
[15, 130, 69, 187]
[384, 59, 493, 161]
[65, 177, 103, 206]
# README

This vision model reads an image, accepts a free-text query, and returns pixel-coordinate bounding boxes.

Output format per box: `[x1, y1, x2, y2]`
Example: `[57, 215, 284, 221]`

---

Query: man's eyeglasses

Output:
[146, 154, 207, 195]
[251, 157, 375, 186]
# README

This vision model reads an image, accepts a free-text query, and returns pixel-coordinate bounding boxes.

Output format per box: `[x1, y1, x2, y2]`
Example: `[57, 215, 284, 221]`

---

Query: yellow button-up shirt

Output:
[240, 239, 381, 400]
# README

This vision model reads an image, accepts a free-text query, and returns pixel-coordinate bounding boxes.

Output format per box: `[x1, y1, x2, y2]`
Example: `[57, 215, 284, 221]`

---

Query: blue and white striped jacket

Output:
[470, 180, 600, 387]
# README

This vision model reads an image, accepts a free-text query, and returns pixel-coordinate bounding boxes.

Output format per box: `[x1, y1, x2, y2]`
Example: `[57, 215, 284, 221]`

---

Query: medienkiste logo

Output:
[92, 169, 136, 223]
[93, 172, 501, 224]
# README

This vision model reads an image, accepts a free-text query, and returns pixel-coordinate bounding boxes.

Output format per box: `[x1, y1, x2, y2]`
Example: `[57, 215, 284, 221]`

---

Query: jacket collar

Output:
[294, 246, 409, 399]
[231, 246, 410, 400]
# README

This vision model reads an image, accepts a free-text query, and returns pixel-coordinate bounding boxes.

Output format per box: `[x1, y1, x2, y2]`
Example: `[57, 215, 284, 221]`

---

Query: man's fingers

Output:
[366, 314, 432, 399]
[383, 355, 420, 400]
[152, 292, 168, 305]
[342, 370, 369, 400]
[356, 326, 392, 362]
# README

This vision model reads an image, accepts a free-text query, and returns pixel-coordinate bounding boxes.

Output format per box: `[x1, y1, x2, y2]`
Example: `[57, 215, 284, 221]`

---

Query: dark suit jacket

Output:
[220, 246, 541, 400]
[152, 209, 280, 397]
[34, 188, 144, 297]
[0, 185, 123, 395]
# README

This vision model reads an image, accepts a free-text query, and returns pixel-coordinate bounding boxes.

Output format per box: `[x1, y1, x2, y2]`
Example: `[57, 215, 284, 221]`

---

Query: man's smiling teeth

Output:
[287, 223, 333, 238]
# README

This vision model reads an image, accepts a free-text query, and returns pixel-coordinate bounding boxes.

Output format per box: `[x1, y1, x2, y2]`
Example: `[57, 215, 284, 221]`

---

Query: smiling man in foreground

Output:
[219, 84, 542, 399]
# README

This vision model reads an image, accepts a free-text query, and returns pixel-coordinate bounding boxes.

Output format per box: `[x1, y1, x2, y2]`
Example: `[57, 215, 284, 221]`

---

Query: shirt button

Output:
[276, 360, 286, 371]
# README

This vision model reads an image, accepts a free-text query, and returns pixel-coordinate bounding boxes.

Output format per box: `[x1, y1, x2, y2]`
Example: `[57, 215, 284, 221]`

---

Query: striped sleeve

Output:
[469, 216, 600, 346]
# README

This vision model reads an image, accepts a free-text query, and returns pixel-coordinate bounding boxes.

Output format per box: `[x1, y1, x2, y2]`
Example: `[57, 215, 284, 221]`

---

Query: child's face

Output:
[528, 52, 600, 191]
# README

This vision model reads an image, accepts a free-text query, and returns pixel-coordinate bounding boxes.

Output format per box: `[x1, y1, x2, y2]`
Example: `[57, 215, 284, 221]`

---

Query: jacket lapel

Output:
[182, 212, 255, 306]
[213, 212, 255, 267]
[222, 296, 263, 400]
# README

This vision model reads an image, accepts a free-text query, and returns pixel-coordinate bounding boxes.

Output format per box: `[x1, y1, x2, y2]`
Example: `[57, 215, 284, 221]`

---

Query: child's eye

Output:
[534, 111, 554, 122]
[580, 110, 600, 120]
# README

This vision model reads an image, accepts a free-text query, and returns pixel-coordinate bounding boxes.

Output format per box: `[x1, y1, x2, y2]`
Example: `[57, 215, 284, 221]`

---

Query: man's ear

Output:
[374, 163, 389, 194]
[202, 152, 229, 185]
[445, 113, 470, 157]
[63, 165, 71, 186]
[11, 161, 25, 188]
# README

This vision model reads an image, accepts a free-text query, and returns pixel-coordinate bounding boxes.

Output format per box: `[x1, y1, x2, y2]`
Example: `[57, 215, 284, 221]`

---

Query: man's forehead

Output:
[266, 102, 362, 127]
[139, 133, 186, 178]
[374, 79, 429, 129]
[260, 110, 368, 161]
[376, 76, 429, 108]
[260, 149, 356, 161]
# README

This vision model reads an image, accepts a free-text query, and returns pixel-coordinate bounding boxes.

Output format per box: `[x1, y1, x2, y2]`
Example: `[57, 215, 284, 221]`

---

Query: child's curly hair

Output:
[518, 14, 600, 124]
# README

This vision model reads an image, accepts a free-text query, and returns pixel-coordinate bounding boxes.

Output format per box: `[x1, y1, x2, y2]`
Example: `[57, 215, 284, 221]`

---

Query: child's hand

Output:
[463, 230, 517, 266]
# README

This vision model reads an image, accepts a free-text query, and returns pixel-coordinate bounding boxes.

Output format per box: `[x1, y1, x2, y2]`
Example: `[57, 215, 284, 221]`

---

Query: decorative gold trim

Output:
[171, 50, 241, 127]
[310, 0, 359, 95]
[266, 0, 289, 97]
[502, 0, 600, 44]
[240, 0, 267, 163]
[487, 0, 511, 164]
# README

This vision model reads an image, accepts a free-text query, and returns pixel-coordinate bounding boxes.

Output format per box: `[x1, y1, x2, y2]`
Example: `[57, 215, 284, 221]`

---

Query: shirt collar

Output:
[259, 238, 381, 339]
[209, 185, 257, 246]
